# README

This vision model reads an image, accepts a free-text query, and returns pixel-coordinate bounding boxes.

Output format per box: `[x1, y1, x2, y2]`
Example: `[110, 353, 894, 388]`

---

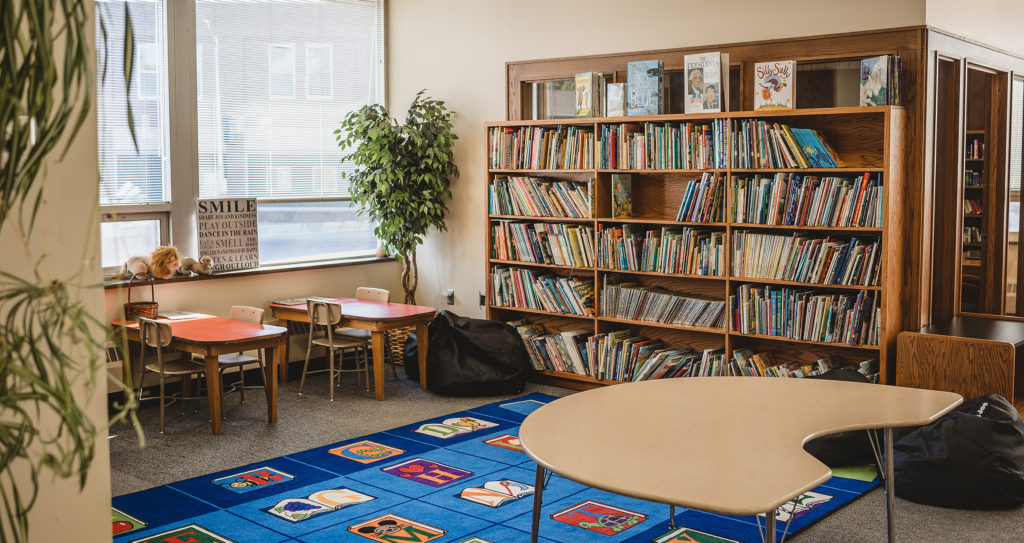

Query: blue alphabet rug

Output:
[112, 393, 878, 542]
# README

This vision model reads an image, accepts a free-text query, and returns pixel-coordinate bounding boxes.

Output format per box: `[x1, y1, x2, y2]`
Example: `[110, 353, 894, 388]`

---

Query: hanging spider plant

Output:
[1, 1, 140, 541]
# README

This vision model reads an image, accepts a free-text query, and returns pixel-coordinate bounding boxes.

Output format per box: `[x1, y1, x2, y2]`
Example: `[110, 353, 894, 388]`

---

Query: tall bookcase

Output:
[485, 106, 906, 388]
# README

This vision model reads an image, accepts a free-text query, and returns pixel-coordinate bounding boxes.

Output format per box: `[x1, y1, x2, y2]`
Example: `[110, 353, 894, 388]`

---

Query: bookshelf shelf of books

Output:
[486, 105, 904, 389]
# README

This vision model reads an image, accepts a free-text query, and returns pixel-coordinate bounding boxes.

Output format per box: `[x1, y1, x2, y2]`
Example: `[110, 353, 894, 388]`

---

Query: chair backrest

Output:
[138, 317, 172, 348]
[306, 299, 342, 326]
[230, 305, 264, 324]
[356, 287, 390, 303]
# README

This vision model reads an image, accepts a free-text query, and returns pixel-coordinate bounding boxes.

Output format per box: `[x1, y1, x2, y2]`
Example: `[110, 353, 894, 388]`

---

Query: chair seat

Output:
[336, 327, 371, 340]
[312, 335, 368, 349]
[195, 353, 260, 367]
[145, 358, 207, 376]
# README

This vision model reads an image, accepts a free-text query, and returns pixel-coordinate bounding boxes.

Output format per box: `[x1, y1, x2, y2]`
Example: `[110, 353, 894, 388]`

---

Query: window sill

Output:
[103, 255, 395, 290]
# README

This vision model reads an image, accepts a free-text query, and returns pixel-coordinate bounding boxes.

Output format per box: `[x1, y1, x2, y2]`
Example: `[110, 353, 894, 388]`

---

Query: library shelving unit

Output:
[961, 130, 986, 311]
[485, 106, 906, 389]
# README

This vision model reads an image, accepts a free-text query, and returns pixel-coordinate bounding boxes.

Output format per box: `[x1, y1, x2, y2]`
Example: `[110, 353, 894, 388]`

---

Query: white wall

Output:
[927, 0, 1024, 55]
[387, 0, 928, 318]
[0, 2, 111, 540]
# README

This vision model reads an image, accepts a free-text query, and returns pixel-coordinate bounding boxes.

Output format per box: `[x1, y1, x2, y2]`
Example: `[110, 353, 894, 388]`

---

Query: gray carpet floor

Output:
[109, 371, 1024, 542]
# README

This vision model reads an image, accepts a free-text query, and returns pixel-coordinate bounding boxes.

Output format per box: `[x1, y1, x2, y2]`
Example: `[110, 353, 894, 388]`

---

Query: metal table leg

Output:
[765, 510, 776, 543]
[531, 465, 546, 543]
[884, 427, 895, 543]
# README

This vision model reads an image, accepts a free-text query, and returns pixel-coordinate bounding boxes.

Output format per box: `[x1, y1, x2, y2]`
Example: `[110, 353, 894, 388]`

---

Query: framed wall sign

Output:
[196, 198, 259, 272]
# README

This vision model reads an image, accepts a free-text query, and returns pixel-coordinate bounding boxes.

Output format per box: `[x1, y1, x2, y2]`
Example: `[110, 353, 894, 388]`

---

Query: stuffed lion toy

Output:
[116, 246, 182, 280]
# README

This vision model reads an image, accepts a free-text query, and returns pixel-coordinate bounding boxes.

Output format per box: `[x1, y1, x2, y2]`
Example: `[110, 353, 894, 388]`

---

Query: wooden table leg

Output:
[371, 330, 386, 401]
[205, 354, 222, 435]
[416, 320, 429, 391]
[278, 322, 290, 383]
[264, 342, 281, 423]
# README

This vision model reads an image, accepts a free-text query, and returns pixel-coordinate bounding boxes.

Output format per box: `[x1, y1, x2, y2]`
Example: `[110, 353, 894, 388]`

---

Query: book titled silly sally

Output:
[754, 60, 795, 110]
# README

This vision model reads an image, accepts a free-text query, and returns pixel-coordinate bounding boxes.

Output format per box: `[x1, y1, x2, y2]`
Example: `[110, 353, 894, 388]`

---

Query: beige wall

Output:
[927, 0, 1024, 56]
[387, 0, 928, 318]
[0, 2, 111, 540]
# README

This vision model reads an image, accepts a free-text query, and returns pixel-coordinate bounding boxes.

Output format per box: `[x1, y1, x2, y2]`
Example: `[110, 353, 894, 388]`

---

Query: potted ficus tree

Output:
[336, 90, 459, 305]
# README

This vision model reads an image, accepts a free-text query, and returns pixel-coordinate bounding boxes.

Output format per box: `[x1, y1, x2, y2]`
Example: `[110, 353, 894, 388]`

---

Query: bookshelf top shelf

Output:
[484, 105, 900, 128]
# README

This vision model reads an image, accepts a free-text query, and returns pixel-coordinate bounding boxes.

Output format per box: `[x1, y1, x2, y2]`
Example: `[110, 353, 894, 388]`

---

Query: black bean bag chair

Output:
[893, 393, 1024, 509]
[404, 311, 529, 396]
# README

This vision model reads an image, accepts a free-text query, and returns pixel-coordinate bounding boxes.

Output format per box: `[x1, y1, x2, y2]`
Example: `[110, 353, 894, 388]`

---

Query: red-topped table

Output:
[269, 298, 436, 400]
[113, 316, 287, 435]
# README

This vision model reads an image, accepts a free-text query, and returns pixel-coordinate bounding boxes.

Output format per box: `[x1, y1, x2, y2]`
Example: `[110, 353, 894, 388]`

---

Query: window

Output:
[96, 0, 171, 270]
[268, 44, 296, 99]
[307, 44, 333, 98]
[98, 0, 385, 272]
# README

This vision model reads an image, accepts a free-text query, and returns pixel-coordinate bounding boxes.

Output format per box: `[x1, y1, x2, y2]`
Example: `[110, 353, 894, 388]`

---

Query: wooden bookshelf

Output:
[485, 106, 905, 389]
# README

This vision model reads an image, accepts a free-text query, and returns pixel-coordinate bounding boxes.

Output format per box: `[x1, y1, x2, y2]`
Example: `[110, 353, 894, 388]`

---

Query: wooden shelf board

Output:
[597, 217, 727, 227]
[730, 223, 882, 233]
[596, 169, 726, 174]
[489, 259, 591, 271]
[730, 168, 884, 173]
[730, 277, 882, 291]
[596, 268, 726, 280]
[966, 130, 986, 135]
[965, 158, 985, 161]
[489, 214, 594, 223]
[964, 213, 983, 218]
[489, 169, 594, 174]
[730, 331, 881, 350]
[484, 106, 898, 129]
[488, 305, 594, 320]
[598, 316, 727, 335]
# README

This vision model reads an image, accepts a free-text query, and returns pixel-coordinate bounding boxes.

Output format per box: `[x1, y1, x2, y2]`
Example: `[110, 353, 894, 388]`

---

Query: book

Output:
[626, 60, 664, 116]
[606, 82, 625, 117]
[575, 72, 601, 117]
[754, 60, 795, 110]
[611, 174, 632, 218]
[684, 52, 729, 114]
[860, 55, 893, 106]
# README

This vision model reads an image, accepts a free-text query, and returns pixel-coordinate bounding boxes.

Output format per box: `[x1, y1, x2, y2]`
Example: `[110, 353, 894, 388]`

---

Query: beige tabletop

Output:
[519, 377, 962, 516]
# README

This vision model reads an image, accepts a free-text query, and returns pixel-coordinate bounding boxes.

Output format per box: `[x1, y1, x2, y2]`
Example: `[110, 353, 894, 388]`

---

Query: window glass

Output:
[101, 220, 162, 268]
[307, 44, 333, 98]
[258, 201, 376, 264]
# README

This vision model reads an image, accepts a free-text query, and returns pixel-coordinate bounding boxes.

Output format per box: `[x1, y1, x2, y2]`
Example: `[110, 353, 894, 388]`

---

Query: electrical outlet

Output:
[479, 291, 486, 307]
[442, 289, 455, 305]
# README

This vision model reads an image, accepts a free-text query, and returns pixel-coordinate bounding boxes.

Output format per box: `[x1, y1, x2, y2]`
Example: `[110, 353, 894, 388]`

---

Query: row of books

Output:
[491, 222, 595, 267]
[966, 138, 984, 159]
[601, 280, 727, 328]
[489, 126, 594, 170]
[731, 349, 836, 378]
[488, 176, 593, 218]
[965, 170, 982, 186]
[597, 225, 724, 276]
[964, 226, 983, 243]
[490, 266, 594, 316]
[513, 321, 592, 375]
[731, 231, 881, 286]
[730, 284, 880, 346]
[597, 121, 728, 170]
[963, 200, 983, 215]
[730, 173, 884, 228]
[731, 120, 844, 169]
[676, 173, 725, 222]
[859, 54, 902, 107]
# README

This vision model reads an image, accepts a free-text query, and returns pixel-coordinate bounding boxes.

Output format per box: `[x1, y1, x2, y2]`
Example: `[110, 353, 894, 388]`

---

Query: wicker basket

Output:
[123, 274, 158, 320]
[385, 326, 414, 366]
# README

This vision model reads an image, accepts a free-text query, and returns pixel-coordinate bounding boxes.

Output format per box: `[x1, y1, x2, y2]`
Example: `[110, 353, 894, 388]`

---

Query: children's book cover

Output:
[575, 72, 596, 117]
[860, 55, 889, 106]
[626, 60, 664, 116]
[606, 82, 625, 117]
[611, 174, 632, 218]
[684, 52, 726, 113]
[754, 60, 795, 110]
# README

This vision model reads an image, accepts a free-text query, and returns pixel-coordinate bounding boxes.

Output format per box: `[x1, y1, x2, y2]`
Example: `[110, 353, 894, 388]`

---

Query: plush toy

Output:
[178, 256, 214, 276]
[115, 246, 181, 280]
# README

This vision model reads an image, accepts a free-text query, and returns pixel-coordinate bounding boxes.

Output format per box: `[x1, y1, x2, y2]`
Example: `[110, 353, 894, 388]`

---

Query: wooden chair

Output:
[299, 299, 370, 400]
[337, 287, 398, 378]
[192, 306, 266, 404]
[137, 317, 206, 433]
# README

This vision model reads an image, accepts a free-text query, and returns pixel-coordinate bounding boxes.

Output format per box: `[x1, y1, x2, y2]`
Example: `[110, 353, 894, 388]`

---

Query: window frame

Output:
[268, 42, 297, 100]
[99, 0, 385, 280]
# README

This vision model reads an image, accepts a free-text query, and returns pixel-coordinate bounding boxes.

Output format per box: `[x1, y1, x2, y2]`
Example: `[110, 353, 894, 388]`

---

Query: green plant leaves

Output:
[337, 90, 460, 302]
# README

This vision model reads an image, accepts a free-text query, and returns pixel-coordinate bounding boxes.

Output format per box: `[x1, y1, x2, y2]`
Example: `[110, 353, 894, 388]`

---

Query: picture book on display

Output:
[606, 82, 625, 117]
[859, 55, 901, 106]
[575, 71, 603, 117]
[611, 174, 632, 218]
[754, 60, 795, 110]
[684, 52, 729, 114]
[626, 60, 664, 116]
